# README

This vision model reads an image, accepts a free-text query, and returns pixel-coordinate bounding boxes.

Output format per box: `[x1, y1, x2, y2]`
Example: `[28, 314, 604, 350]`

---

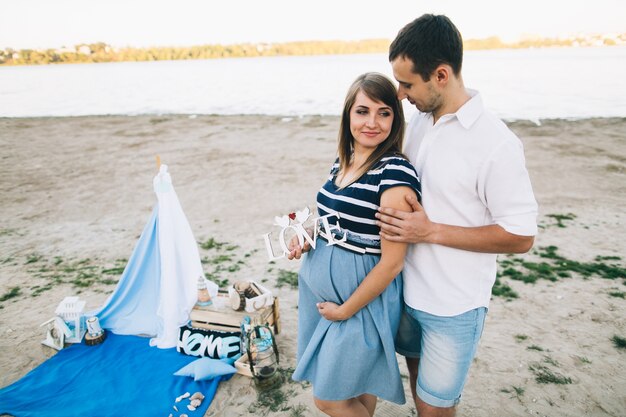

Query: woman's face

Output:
[349, 90, 394, 153]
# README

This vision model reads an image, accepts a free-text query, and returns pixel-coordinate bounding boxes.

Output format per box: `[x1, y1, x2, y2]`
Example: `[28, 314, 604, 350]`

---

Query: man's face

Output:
[392, 56, 442, 114]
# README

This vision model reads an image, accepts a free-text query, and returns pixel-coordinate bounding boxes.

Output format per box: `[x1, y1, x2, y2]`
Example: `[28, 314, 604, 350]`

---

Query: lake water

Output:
[1, 47, 625, 121]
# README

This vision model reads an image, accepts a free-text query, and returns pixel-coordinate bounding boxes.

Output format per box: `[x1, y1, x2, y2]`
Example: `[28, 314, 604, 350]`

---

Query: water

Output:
[1, 47, 625, 120]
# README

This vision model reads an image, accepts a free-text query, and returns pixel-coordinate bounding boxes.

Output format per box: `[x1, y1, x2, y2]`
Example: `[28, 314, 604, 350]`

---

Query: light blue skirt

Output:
[292, 236, 405, 404]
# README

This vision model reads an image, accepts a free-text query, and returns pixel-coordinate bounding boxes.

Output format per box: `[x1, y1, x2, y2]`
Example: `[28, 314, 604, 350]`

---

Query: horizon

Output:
[3, 35, 624, 54]
[2, 0, 625, 50]
[1, 33, 623, 53]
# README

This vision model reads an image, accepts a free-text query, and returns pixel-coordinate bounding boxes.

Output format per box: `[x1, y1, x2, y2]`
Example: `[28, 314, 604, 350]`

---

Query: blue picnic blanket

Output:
[0, 333, 228, 417]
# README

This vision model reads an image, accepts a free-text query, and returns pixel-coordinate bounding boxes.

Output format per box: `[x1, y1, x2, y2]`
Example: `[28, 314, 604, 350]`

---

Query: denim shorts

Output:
[395, 305, 487, 408]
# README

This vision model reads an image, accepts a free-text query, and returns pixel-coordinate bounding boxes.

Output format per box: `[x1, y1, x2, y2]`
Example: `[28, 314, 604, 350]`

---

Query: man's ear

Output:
[434, 65, 450, 84]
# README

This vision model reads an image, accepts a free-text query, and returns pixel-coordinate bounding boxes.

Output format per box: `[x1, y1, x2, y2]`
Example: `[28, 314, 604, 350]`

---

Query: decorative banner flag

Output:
[177, 325, 241, 359]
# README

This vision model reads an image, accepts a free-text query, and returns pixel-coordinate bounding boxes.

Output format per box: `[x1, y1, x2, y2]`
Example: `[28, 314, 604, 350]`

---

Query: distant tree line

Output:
[0, 39, 390, 66]
[1, 34, 624, 66]
[463, 35, 624, 50]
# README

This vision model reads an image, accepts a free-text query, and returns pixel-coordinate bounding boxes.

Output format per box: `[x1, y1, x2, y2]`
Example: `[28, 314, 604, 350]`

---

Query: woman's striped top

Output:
[316, 154, 421, 249]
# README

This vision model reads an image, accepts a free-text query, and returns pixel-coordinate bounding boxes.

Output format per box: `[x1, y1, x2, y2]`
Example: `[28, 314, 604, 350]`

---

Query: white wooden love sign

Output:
[262, 207, 346, 261]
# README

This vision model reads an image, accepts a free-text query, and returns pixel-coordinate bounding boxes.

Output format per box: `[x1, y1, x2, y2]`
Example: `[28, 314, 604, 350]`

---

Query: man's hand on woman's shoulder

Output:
[376, 194, 434, 244]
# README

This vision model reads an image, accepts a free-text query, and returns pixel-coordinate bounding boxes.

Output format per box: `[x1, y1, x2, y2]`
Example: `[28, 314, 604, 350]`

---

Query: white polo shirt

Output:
[403, 90, 538, 316]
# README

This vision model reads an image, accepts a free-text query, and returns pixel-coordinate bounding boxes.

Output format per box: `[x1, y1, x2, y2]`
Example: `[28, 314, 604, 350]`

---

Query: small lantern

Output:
[55, 296, 86, 343]
[85, 316, 107, 346]
[246, 324, 282, 390]
[196, 276, 212, 306]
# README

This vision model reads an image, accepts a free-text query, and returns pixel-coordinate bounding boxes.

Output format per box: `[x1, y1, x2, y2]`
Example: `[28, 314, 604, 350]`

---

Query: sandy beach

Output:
[0, 114, 625, 416]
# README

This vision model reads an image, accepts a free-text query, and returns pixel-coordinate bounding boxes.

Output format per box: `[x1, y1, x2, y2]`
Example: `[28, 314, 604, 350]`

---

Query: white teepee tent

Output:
[92, 164, 204, 348]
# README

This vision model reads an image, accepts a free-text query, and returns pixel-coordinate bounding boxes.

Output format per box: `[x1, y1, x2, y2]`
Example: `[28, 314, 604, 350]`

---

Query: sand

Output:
[0, 115, 625, 416]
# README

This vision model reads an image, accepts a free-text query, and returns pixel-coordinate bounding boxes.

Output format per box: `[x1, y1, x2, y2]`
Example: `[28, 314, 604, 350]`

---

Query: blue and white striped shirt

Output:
[317, 155, 421, 249]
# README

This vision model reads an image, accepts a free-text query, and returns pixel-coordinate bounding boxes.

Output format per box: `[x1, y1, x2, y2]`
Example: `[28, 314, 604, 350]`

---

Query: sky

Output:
[1, 0, 625, 50]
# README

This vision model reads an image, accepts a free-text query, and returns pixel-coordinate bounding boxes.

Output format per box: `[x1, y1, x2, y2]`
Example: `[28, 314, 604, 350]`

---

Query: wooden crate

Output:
[190, 291, 281, 335]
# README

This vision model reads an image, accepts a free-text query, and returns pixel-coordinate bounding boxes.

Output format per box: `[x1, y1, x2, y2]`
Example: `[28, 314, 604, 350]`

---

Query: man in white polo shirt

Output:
[376, 14, 538, 417]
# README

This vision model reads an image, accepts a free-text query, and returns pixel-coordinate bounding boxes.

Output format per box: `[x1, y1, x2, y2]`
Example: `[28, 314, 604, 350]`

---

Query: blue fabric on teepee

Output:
[0, 333, 228, 417]
[93, 207, 162, 337]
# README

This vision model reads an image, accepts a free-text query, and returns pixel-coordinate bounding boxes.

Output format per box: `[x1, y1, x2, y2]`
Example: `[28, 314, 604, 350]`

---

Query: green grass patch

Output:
[249, 387, 289, 413]
[501, 385, 525, 401]
[102, 266, 125, 275]
[492, 276, 518, 299]
[500, 267, 536, 283]
[205, 273, 229, 288]
[32, 284, 54, 297]
[596, 255, 622, 262]
[514, 334, 528, 342]
[612, 335, 626, 350]
[199, 237, 226, 250]
[278, 366, 296, 381]
[545, 213, 576, 228]
[289, 404, 308, 417]
[25, 254, 43, 264]
[542, 356, 560, 367]
[70, 269, 99, 287]
[527, 345, 544, 351]
[102, 259, 126, 275]
[494, 246, 626, 299]
[210, 254, 233, 264]
[520, 261, 558, 282]
[529, 364, 572, 384]
[22, 255, 134, 293]
[0, 286, 21, 301]
[276, 269, 298, 289]
[536, 246, 625, 279]
[198, 238, 252, 288]
[246, 367, 308, 415]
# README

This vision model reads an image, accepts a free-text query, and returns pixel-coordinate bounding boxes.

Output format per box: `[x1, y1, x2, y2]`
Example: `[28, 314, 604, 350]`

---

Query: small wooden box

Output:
[234, 354, 254, 378]
[189, 291, 281, 335]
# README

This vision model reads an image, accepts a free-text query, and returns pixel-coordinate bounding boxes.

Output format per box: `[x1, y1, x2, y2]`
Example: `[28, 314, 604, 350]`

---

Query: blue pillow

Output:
[174, 357, 237, 381]
[221, 353, 241, 365]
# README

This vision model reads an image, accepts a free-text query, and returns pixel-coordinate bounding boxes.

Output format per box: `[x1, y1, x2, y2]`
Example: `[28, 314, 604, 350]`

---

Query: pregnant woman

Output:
[289, 72, 421, 417]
